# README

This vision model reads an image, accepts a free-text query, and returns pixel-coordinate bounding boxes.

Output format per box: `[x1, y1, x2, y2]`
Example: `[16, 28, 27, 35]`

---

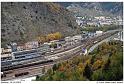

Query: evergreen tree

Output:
[52, 64, 58, 71]
[83, 63, 93, 79]
[103, 58, 110, 71]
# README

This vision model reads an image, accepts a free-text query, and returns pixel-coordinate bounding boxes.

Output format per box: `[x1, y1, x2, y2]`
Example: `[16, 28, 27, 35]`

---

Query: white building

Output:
[1, 48, 12, 54]
[72, 35, 82, 42]
[117, 19, 123, 25]
[95, 31, 103, 36]
[65, 36, 72, 42]
[17, 45, 25, 51]
[50, 40, 59, 43]
[76, 19, 83, 25]
[87, 22, 98, 26]
[95, 16, 105, 20]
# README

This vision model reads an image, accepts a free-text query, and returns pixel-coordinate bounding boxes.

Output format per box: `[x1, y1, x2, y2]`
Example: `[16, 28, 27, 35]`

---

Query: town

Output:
[1, 30, 105, 62]
[76, 16, 123, 27]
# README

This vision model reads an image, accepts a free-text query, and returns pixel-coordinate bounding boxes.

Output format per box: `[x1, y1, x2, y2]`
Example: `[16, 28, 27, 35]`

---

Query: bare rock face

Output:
[1, 2, 79, 47]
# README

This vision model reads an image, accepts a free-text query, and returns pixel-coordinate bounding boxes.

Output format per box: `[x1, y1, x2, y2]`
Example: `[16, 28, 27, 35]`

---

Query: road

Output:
[1, 30, 120, 81]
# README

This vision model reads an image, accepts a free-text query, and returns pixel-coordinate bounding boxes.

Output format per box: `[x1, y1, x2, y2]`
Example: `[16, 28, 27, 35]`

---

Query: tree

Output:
[77, 63, 84, 74]
[50, 42, 57, 48]
[102, 58, 110, 71]
[47, 69, 53, 75]
[42, 67, 46, 74]
[52, 73, 59, 80]
[92, 60, 103, 70]
[37, 35, 46, 43]
[54, 32, 62, 40]
[83, 63, 93, 79]
[35, 41, 123, 81]
[46, 33, 55, 41]
[58, 65, 65, 71]
[90, 55, 95, 64]
[59, 72, 65, 80]
[37, 32, 62, 43]
[91, 69, 103, 81]
[36, 75, 40, 81]
[52, 64, 58, 71]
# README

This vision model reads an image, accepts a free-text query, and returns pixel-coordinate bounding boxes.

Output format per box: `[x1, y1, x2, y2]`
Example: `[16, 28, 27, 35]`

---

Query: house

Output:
[72, 35, 82, 42]
[88, 32, 95, 38]
[99, 22, 111, 25]
[25, 41, 39, 49]
[17, 45, 26, 51]
[76, 19, 84, 25]
[95, 16, 105, 20]
[65, 36, 72, 42]
[95, 31, 103, 36]
[1, 53, 12, 61]
[1, 48, 12, 54]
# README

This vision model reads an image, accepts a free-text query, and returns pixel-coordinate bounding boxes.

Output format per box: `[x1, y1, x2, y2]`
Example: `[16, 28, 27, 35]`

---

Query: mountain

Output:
[1, 2, 79, 47]
[101, 2, 123, 16]
[59, 2, 123, 17]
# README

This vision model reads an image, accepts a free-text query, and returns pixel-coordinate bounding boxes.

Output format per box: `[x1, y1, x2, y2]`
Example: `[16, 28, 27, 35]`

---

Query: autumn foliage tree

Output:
[36, 41, 123, 81]
[37, 32, 62, 43]
[54, 32, 62, 40]
[37, 35, 46, 44]
[92, 60, 103, 70]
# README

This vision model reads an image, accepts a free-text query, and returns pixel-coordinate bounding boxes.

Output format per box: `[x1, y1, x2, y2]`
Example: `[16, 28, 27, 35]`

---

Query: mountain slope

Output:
[1, 2, 79, 47]
[59, 2, 123, 17]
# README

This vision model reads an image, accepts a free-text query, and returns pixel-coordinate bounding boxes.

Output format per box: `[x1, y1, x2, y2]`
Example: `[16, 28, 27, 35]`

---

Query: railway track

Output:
[1, 30, 119, 81]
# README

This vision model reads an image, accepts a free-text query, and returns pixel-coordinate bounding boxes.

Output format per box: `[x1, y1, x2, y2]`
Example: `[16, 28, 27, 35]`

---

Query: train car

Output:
[12, 49, 40, 60]
[2, 59, 54, 71]
[15, 72, 29, 77]
[1, 60, 12, 67]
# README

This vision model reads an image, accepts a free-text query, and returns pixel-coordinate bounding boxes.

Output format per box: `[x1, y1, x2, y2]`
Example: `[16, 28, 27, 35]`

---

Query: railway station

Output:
[1, 29, 122, 81]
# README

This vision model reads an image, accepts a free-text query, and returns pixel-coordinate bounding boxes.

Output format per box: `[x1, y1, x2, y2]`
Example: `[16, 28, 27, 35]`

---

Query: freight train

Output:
[1, 59, 53, 71]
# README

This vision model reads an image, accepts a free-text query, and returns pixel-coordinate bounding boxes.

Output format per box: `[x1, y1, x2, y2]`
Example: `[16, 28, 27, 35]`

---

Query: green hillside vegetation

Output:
[36, 40, 123, 81]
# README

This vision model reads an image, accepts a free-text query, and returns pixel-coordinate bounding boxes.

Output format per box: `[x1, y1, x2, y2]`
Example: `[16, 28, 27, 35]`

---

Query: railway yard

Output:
[1, 30, 122, 81]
